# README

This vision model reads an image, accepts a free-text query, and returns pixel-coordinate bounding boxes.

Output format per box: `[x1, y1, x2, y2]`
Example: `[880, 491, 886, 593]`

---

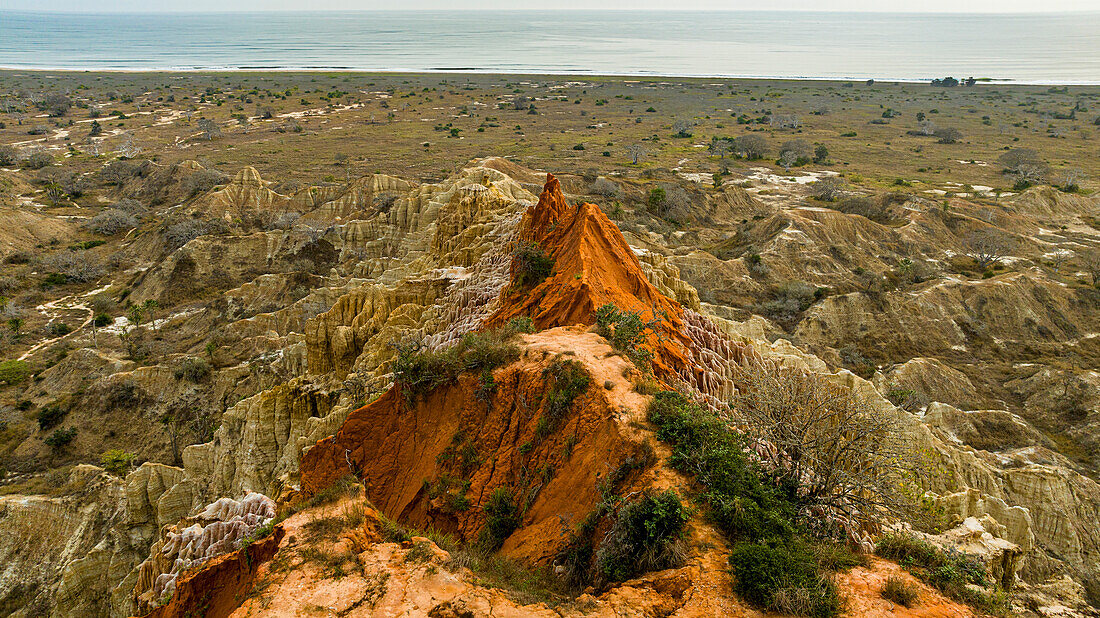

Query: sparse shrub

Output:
[875, 533, 1001, 611]
[595, 490, 688, 582]
[23, 152, 53, 170]
[44, 427, 77, 450]
[729, 541, 841, 618]
[480, 487, 520, 550]
[182, 169, 228, 196]
[0, 360, 30, 385]
[755, 281, 819, 324]
[594, 303, 658, 369]
[881, 574, 919, 607]
[372, 192, 399, 212]
[538, 358, 590, 438]
[165, 218, 220, 249]
[404, 540, 434, 563]
[37, 404, 66, 428]
[98, 160, 142, 185]
[507, 316, 535, 334]
[511, 241, 554, 289]
[886, 387, 929, 412]
[113, 198, 148, 215]
[589, 177, 622, 198]
[85, 209, 138, 235]
[0, 144, 16, 166]
[933, 127, 962, 144]
[101, 449, 135, 475]
[38, 251, 105, 283]
[392, 326, 523, 402]
[173, 356, 211, 382]
[808, 177, 845, 202]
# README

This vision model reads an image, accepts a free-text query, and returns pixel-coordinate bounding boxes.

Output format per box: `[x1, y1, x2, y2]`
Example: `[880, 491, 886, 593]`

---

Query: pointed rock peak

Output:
[487, 175, 698, 384]
[519, 173, 571, 241]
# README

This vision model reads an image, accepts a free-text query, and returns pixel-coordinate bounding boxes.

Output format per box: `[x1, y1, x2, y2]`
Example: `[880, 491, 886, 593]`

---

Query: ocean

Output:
[1, 10, 1098, 84]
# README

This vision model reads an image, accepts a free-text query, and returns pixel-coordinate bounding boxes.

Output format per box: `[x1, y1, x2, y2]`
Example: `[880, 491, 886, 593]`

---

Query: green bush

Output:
[507, 316, 535, 333]
[875, 533, 998, 610]
[0, 360, 30, 385]
[392, 326, 522, 402]
[729, 541, 841, 618]
[596, 490, 688, 583]
[45, 427, 77, 450]
[646, 391, 798, 542]
[48, 322, 72, 336]
[93, 313, 112, 328]
[647, 391, 862, 616]
[480, 487, 520, 550]
[512, 241, 554, 289]
[37, 404, 66, 430]
[594, 304, 656, 368]
[101, 449, 134, 475]
[538, 358, 590, 438]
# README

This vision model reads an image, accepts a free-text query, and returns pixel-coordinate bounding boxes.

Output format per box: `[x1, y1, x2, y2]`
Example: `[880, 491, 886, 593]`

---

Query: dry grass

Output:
[881, 574, 919, 607]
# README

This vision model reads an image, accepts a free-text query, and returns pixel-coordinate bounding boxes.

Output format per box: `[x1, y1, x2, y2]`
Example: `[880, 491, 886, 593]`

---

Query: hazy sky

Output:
[2, 0, 1097, 12]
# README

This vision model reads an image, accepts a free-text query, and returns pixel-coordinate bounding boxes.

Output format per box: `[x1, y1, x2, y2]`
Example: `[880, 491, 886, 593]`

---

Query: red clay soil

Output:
[484, 174, 709, 387]
[299, 329, 653, 564]
[138, 526, 284, 618]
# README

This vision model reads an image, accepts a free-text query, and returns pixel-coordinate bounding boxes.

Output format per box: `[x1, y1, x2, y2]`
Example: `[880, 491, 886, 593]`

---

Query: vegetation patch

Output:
[876, 533, 1007, 614]
[101, 449, 134, 475]
[479, 487, 520, 550]
[392, 324, 524, 403]
[646, 390, 870, 617]
[0, 360, 29, 386]
[511, 241, 554, 289]
[594, 490, 689, 583]
[594, 303, 659, 369]
[881, 573, 919, 607]
[536, 357, 591, 440]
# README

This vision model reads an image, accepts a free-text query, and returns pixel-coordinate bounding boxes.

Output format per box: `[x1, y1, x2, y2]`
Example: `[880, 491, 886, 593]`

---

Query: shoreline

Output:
[2, 66, 1098, 87]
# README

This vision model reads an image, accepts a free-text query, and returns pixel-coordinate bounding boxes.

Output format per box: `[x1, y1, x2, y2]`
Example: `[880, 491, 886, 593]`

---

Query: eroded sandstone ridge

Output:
[0, 159, 1097, 617]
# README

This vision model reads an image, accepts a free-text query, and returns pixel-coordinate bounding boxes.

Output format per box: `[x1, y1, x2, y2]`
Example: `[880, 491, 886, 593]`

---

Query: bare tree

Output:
[808, 177, 845, 202]
[672, 119, 694, 137]
[998, 148, 1049, 187]
[778, 150, 798, 172]
[117, 133, 141, 158]
[1053, 168, 1086, 192]
[625, 144, 647, 165]
[965, 229, 1014, 270]
[196, 118, 222, 141]
[732, 359, 913, 520]
[732, 134, 768, 160]
[707, 137, 732, 159]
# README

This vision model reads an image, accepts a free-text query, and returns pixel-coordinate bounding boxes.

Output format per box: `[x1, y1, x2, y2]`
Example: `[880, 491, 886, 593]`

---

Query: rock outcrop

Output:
[3, 159, 1099, 617]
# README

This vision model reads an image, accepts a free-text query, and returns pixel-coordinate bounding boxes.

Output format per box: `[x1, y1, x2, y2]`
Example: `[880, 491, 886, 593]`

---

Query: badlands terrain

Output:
[0, 72, 1098, 617]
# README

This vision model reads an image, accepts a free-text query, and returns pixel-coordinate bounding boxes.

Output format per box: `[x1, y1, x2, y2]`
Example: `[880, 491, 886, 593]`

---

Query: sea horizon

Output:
[2, 9, 1098, 84]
